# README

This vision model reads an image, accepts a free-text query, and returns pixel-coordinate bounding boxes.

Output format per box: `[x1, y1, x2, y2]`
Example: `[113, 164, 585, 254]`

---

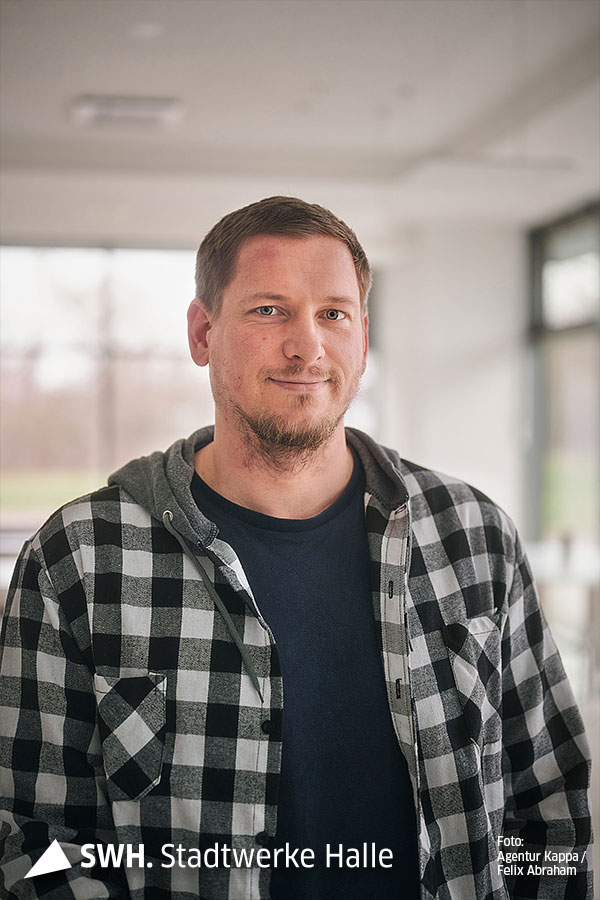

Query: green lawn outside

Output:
[542, 455, 600, 538]
[0, 470, 108, 525]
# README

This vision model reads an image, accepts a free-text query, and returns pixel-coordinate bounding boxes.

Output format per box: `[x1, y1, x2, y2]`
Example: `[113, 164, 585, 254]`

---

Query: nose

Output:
[282, 314, 325, 364]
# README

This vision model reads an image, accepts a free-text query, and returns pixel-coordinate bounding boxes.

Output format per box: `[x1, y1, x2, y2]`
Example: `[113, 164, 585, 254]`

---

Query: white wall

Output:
[375, 224, 528, 530]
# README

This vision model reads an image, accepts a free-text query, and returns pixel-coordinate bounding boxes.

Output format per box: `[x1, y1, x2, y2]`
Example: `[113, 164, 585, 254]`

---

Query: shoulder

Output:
[348, 429, 518, 553]
[349, 426, 520, 575]
[399, 457, 511, 522]
[397, 456, 519, 572]
[382, 455, 525, 618]
[31, 483, 152, 572]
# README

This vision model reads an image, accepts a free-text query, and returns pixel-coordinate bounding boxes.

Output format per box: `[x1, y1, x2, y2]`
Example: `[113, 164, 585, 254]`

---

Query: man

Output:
[0, 196, 593, 900]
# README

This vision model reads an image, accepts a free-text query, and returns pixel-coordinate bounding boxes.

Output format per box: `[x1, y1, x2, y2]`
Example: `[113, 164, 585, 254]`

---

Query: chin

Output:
[239, 404, 345, 453]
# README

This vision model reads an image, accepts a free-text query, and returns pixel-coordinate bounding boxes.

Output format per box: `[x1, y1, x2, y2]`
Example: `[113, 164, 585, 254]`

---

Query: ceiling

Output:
[1, 0, 599, 228]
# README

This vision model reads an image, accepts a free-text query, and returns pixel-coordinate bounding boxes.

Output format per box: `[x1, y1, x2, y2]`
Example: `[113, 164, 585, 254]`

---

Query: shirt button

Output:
[261, 719, 275, 735]
[255, 831, 270, 847]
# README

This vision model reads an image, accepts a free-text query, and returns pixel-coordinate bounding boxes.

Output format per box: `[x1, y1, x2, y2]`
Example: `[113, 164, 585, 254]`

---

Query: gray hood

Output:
[108, 425, 217, 547]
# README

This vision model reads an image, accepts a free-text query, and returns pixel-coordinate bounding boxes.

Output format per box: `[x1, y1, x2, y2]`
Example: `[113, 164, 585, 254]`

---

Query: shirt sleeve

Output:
[0, 540, 129, 899]
[501, 534, 594, 899]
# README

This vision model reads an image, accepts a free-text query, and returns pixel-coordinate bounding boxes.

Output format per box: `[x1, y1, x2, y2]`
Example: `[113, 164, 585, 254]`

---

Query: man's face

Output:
[192, 234, 368, 454]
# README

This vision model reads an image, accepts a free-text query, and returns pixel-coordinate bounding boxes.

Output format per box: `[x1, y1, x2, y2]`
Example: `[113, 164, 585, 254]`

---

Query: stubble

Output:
[215, 363, 363, 472]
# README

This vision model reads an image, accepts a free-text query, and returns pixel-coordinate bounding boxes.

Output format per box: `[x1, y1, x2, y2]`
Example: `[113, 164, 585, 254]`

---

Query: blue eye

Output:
[324, 309, 345, 320]
[257, 306, 277, 316]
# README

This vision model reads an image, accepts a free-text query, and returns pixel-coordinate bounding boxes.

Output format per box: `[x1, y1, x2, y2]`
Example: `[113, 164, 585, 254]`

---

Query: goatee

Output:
[235, 401, 344, 471]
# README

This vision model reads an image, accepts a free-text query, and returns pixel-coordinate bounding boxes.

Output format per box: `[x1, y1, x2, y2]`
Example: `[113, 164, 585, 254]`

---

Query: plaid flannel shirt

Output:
[0, 426, 593, 900]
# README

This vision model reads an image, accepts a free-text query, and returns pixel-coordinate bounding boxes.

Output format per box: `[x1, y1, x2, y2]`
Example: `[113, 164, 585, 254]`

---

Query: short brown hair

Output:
[195, 196, 372, 315]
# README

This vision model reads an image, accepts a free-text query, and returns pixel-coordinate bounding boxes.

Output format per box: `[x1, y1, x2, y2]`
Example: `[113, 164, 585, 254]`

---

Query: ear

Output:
[361, 311, 369, 372]
[187, 298, 212, 366]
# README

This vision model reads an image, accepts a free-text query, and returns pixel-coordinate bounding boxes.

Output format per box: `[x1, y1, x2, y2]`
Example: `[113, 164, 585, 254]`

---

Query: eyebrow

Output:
[243, 292, 358, 306]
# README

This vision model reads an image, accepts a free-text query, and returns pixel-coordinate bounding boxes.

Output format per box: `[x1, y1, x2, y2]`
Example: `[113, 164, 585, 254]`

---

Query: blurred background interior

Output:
[0, 0, 599, 862]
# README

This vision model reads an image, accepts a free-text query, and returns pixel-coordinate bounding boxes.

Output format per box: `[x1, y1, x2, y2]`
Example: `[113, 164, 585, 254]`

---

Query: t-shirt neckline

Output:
[191, 445, 364, 533]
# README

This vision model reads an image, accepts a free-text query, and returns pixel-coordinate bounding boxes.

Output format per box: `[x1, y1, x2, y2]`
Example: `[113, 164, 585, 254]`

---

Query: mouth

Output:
[267, 378, 329, 393]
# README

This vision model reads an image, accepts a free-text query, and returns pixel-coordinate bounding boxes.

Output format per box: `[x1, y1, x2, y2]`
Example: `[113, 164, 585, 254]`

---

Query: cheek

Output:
[214, 327, 256, 366]
[340, 333, 367, 366]
[227, 324, 269, 351]
[237, 332, 276, 367]
[214, 331, 270, 386]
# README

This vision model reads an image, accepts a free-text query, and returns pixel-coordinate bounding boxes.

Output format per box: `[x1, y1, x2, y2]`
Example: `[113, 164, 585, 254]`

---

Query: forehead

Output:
[229, 234, 360, 296]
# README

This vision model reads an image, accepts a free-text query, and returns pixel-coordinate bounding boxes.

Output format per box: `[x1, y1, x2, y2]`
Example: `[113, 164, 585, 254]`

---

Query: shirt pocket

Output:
[94, 670, 167, 802]
[441, 612, 505, 747]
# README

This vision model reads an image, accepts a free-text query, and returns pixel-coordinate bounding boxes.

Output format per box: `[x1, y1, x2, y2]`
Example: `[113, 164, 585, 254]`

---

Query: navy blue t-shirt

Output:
[191, 449, 420, 899]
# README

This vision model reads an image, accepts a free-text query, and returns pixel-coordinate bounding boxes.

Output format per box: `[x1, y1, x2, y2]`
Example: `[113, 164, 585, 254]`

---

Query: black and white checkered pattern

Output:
[0, 427, 593, 899]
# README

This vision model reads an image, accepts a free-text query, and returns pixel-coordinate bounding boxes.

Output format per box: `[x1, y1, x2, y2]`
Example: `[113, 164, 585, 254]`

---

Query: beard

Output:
[215, 362, 363, 471]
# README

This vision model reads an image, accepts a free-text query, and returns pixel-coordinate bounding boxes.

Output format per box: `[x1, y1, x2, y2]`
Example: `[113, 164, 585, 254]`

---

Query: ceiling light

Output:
[131, 22, 163, 41]
[70, 95, 183, 129]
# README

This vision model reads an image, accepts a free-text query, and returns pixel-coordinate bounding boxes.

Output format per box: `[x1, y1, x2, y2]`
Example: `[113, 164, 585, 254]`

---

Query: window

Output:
[0, 246, 210, 531]
[529, 204, 600, 541]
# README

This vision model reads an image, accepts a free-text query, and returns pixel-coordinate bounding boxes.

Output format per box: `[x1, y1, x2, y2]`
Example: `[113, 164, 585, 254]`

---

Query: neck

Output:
[194, 417, 354, 519]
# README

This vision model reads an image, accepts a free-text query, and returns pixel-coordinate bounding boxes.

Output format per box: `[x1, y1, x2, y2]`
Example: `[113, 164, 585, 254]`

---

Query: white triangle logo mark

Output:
[25, 839, 72, 878]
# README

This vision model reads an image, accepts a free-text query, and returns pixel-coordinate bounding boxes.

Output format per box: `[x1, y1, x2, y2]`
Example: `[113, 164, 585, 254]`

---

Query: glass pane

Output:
[540, 330, 600, 540]
[541, 213, 600, 329]
[0, 247, 108, 529]
[113, 358, 214, 466]
[0, 247, 106, 350]
[0, 355, 104, 528]
[111, 249, 196, 353]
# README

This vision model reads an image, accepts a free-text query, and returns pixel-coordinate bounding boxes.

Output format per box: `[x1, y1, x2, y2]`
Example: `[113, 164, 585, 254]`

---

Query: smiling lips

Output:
[268, 377, 329, 392]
